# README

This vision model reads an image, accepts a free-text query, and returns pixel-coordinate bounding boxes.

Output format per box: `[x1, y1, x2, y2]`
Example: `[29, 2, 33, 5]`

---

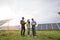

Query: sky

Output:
[0, 0, 60, 26]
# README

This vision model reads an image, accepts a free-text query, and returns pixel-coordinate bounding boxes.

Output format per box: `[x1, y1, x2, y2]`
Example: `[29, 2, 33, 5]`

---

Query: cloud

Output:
[0, 0, 60, 25]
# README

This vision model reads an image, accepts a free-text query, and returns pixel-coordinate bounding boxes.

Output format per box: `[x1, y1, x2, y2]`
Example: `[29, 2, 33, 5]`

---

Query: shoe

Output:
[27, 35, 30, 37]
[34, 36, 37, 38]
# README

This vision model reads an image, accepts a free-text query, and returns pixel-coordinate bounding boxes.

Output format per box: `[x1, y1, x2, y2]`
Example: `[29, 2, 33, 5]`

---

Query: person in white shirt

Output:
[31, 18, 37, 37]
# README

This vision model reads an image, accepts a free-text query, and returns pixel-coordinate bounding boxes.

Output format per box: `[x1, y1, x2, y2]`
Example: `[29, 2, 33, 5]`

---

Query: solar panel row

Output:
[0, 23, 60, 30]
[37, 23, 60, 30]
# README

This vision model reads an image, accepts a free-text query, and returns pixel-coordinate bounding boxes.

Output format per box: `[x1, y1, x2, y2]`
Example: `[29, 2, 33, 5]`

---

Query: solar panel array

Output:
[0, 23, 60, 30]
[37, 23, 60, 30]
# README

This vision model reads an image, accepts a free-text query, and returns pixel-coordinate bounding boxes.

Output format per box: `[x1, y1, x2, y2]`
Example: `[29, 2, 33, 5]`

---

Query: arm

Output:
[35, 21, 37, 25]
[20, 20, 21, 24]
[20, 20, 24, 24]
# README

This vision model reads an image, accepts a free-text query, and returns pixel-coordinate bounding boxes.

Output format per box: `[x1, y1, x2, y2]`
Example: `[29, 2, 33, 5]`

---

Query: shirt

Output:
[31, 21, 36, 26]
[20, 20, 26, 27]
[26, 22, 30, 28]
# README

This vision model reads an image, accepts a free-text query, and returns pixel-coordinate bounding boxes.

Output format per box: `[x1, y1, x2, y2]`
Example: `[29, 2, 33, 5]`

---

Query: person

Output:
[20, 17, 26, 36]
[31, 18, 37, 37]
[26, 19, 30, 37]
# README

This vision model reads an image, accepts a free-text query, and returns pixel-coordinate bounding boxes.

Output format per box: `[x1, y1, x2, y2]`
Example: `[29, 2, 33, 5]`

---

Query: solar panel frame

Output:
[51, 24, 53, 30]
[56, 23, 60, 30]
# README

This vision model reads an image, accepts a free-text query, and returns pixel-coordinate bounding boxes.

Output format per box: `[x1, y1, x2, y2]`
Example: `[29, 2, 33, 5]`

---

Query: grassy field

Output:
[0, 30, 60, 40]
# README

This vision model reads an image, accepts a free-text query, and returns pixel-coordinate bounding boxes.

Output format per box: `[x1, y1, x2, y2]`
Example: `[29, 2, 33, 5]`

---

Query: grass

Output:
[0, 30, 60, 40]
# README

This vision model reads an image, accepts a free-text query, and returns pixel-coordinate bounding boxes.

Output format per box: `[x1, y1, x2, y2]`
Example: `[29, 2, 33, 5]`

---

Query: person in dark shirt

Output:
[20, 17, 26, 36]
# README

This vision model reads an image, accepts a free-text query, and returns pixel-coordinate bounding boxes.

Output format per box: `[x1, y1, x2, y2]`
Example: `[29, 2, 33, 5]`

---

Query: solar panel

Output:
[46, 24, 52, 30]
[52, 23, 59, 30]
[41, 24, 46, 30]
[0, 26, 7, 30]
[57, 23, 60, 27]
[37, 23, 60, 30]
[37, 24, 41, 30]
[57, 23, 60, 29]
[0, 23, 60, 30]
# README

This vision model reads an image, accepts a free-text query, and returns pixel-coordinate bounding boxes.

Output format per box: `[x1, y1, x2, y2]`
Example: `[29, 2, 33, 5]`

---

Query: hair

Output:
[27, 19, 30, 24]
[22, 17, 24, 19]
[31, 18, 34, 20]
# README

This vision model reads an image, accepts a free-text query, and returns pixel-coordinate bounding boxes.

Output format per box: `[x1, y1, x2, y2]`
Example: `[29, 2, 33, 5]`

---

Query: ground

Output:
[0, 30, 60, 40]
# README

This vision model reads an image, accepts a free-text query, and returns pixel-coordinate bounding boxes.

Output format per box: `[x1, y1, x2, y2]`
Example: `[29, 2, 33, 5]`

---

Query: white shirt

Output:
[31, 21, 36, 25]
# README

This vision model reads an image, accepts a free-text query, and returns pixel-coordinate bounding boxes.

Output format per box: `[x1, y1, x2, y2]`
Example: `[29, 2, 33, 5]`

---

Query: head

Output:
[31, 18, 34, 21]
[27, 19, 30, 23]
[22, 17, 24, 20]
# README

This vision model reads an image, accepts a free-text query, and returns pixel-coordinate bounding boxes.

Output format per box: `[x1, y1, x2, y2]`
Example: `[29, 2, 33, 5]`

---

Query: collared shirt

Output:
[31, 21, 36, 26]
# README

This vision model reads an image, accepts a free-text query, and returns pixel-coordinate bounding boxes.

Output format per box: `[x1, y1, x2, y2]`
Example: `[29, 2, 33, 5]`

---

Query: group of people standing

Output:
[20, 17, 37, 37]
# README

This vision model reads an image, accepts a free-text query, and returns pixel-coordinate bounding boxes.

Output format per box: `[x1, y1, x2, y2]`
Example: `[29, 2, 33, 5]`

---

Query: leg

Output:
[32, 26, 36, 36]
[28, 28, 30, 36]
[21, 28, 23, 36]
[32, 26, 34, 36]
[33, 27, 36, 36]
[23, 27, 25, 36]
[27, 28, 29, 35]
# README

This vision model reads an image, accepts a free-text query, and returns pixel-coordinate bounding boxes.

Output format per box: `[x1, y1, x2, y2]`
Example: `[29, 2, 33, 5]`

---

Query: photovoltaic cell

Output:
[51, 23, 59, 30]
[37, 24, 41, 30]
[41, 24, 46, 30]
[46, 24, 52, 30]
[57, 23, 60, 27]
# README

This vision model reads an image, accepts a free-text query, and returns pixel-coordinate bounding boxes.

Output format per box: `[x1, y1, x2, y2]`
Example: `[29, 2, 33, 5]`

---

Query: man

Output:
[20, 17, 26, 36]
[31, 18, 37, 37]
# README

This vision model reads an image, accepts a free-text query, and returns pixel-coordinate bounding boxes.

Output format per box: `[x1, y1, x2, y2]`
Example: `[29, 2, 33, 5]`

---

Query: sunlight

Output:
[0, 6, 33, 26]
